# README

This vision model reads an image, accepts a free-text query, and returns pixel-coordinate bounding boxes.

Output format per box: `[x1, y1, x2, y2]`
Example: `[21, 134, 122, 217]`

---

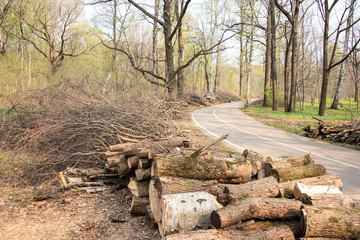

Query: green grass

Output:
[242, 98, 360, 150]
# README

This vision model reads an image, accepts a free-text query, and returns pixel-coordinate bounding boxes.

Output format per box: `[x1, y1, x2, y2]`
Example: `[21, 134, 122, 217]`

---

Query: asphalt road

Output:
[191, 101, 360, 194]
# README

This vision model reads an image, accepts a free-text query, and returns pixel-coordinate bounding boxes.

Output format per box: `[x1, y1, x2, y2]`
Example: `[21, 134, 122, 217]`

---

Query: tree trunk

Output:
[284, 23, 291, 112]
[237, 220, 302, 238]
[270, 0, 278, 110]
[271, 164, 326, 183]
[319, 4, 330, 116]
[301, 205, 360, 238]
[149, 177, 220, 223]
[152, 156, 252, 182]
[263, 3, 271, 107]
[288, 1, 300, 112]
[176, 0, 185, 99]
[152, 0, 160, 94]
[301, 193, 360, 208]
[163, 0, 176, 98]
[211, 198, 303, 228]
[127, 177, 149, 197]
[158, 191, 223, 237]
[165, 226, 295, 240]
[278, 174, 343, 198]
[220, 176, 279, 199]
[130, 196, 150, 215]
[331, 0, 355, 109]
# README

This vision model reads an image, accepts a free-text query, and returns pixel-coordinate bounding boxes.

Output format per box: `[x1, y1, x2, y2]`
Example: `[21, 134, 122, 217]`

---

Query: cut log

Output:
[130, 196, 150, 215]
[107, 155, 126, 168]
[300, 193, 360, 208]
[138, 158, 151, 169]
[243, 149, 272, 162]
[149, 177, 219, 223]
[117, 160, 132, 177]
[271, 164, 326, 183]
[135, 168, 151, 181]
[105, 151, 119, 157]
[165, 226, 295, 240]
[127, 156, 139, 169]
[109, 142, 135, 152]
[220, 176, 279, 199]
[211, 198, 303, 228]
[152, 156, 252, 182]
[127, 178, 149, 197]
[293, 182, 342, 199]
[264, 154, 313, 176]
[104, 164, 118, 174]
[278, 174, 343, 198]
[301, 205, 360, 238]
[236, 220, 302, 238]
[158, 191, 223, 237]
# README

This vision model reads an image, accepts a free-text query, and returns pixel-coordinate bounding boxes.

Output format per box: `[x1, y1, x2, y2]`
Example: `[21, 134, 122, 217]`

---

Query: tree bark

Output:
[152, 156, 252, 182]
[158, 191, 223, 237]
[278, 174, 343, 198]
[301, 205, 360, 238]
[165, 226, 295, 240]
[130, 196, 150, 215]
[127, 177, 149, 197]
[211, 198, 303, 228]
[220, 176, 279, 199]
[271, 164, 326, 183]
[237, 220, 302, 238]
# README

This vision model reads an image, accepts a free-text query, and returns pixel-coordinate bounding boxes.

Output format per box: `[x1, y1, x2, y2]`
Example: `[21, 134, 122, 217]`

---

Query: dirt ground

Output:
[0, 184, 161, 240]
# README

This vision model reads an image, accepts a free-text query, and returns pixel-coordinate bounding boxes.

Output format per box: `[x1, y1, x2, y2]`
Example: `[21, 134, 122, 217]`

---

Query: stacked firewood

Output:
[304, 117, 360, 145]
[59, 135, 360, 239]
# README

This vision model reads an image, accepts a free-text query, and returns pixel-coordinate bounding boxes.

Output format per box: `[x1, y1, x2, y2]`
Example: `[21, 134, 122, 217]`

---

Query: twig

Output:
[190, 134, 230, 158]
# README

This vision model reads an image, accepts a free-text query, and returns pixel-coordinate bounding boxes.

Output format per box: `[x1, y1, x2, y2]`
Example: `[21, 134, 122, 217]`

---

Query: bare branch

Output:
[127, 0, 165, 28]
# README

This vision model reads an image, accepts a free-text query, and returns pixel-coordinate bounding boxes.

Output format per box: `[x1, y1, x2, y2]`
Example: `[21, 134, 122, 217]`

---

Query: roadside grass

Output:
[242, 98, 360, 150]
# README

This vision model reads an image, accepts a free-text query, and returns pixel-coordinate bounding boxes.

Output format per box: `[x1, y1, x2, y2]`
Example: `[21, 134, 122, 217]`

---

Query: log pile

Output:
[304, 117, 360, 145]
[57, 135, 360, 239]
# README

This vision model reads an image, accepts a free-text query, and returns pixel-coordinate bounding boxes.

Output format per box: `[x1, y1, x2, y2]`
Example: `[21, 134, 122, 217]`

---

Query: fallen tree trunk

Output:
[264, 154, 313, 176]
[109, 139, 190, 153]
[158, 191, 223, 237]
[130, 196, 149, 215]
[300, 193, 360, 208]
[152, 156, 252, 182]
[271, 164, 326, 183]
[165, 226, 295, 240]
[301, 205, 360, 238]
[293, 183, 342, 199]
[278, 174, 342, 198]
[220, 176, 279, 199]
[149, 177, 219, 223]
[127, 178, 149, 197]
[211, 198, 303, 228]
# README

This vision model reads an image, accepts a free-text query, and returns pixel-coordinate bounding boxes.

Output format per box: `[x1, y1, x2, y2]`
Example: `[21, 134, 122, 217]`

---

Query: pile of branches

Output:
[304, 117, 360, 146]
[0, 84, 179, 181]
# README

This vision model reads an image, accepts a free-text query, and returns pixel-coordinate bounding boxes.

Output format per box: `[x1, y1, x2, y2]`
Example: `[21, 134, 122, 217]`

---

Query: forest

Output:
[0, 0, 359, 116]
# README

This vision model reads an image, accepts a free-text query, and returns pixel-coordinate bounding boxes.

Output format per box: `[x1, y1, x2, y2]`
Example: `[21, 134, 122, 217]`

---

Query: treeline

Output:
[0, 0, 359, 116]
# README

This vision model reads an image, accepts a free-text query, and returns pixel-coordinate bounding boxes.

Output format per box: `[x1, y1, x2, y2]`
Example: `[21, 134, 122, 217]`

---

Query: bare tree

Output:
[317, 0, 360, 116]
[330, 0, 356, 109]
[270, 0, 278, 110]
[0, 0, 14, 55]
[16, 0, 87, 74]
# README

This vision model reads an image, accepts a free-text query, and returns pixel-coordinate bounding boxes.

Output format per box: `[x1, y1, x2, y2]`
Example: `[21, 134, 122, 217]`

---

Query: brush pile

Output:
[304, 117, 360, 146]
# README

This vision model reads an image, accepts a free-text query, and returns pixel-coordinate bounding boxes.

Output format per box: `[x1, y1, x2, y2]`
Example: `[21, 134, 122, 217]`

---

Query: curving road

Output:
[191, 101, 360, 194]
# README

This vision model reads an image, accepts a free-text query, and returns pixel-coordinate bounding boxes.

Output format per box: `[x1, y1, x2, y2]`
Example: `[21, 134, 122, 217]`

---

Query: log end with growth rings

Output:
[210, 210, 222, 229]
